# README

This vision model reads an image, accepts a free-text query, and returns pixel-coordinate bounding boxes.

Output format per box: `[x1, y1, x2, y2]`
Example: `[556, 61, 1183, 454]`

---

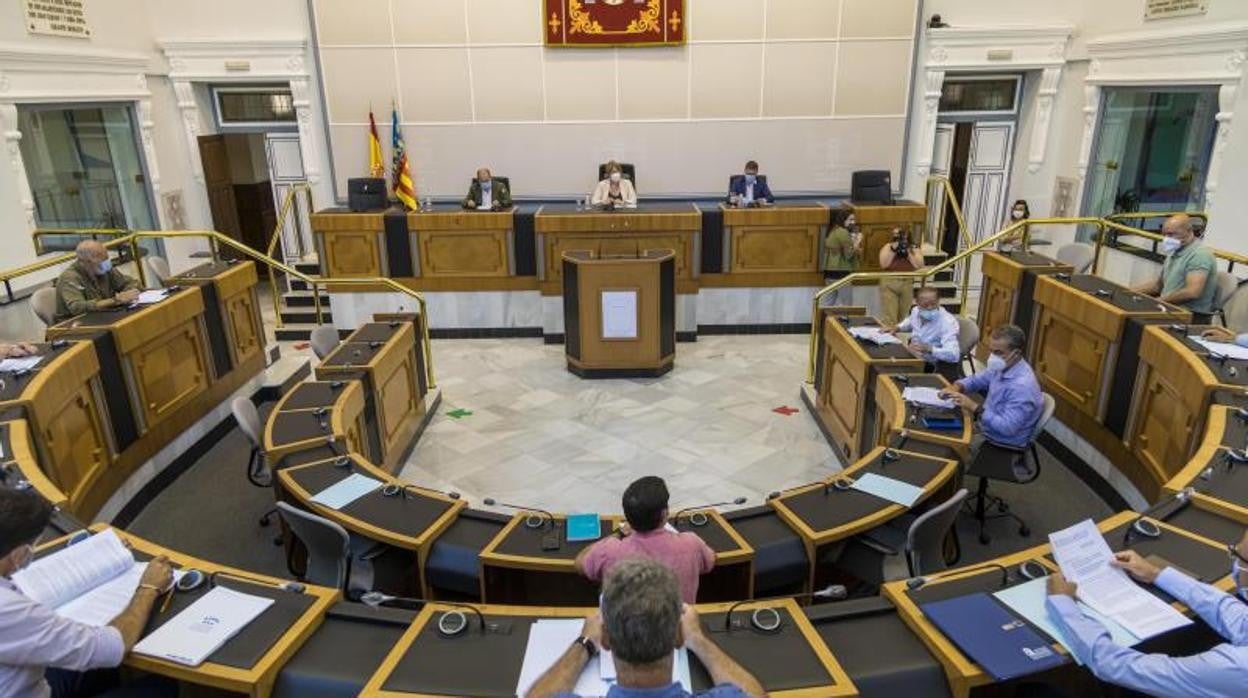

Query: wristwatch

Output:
[573, 635, 598, 658]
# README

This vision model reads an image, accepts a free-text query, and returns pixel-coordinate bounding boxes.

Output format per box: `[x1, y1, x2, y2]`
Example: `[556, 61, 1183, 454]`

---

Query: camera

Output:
[892, 233, 910, 257]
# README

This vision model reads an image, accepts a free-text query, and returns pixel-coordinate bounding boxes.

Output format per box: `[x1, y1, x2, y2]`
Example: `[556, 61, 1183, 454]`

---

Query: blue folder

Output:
[566, 513, 602, 542]
[921, 414, 964, 430]
[920, 592, 1066, 681]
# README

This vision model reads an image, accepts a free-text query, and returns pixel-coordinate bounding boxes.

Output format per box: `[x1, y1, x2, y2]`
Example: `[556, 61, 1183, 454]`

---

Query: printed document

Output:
[13, 528, 145, 626]
[1188, 336, 1248, 361]
[850, 472, 925, 507]
[309, 472, 383, 510]
[1048, 519, 1190, 640]
[514, 618, 691, 697]
[902, 386, 957, 409]
[0, 356, 42, 372]
[133, 289, 171, 306]
[848, 327, 901, 345]
[133, 586, 273, 666]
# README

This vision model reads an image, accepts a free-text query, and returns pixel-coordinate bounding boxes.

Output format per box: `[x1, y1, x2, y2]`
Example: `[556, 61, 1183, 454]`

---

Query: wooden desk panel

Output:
[4, 419, 71, 508]
[1129, 326, 1218, 487]
[534, 206, 700, 292]
[975, 252, 1072, 361]
[722, 204, 827, 275]
[312, 211, 386, 278]
[130, 318, 211, 430]
[874, 373, 973, 461]
[216, 261, 265, 368]
[264, 380, 367, 463]
[410, 210, 513, 278]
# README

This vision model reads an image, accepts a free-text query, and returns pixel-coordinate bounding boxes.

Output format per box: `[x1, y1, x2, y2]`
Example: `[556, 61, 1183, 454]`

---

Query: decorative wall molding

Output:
[1081, 22, 1248, 211]
[159, 38, 321, 186]
[915, 25, 1074, 183]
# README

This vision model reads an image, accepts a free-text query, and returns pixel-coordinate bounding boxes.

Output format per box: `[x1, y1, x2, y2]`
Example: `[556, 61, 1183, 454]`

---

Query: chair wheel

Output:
[979, 533, 991, 544]
[272, 536, 283, 546]
[259, 517, 271, 527]
[1019, 525, 1031, 537]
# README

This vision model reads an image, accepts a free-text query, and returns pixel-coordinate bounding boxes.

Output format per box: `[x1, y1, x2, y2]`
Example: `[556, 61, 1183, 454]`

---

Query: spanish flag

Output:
[391, 108, 417, 211]
[367, 109, 384, 178]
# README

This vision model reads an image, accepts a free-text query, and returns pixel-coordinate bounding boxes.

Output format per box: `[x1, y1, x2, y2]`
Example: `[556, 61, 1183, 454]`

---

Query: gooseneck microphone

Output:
[721, 585, 848, 633]
[483, 498, 557, 530]
[1123, 487, 1194, 547]
[357, 591, 496, 637]
[906, 562, 1012, 591]
[672, 497, 748, 527]
[209, 569, 306, 594]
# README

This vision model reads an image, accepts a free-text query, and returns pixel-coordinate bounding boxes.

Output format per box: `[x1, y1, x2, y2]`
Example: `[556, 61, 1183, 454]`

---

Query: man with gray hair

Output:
[526, 558, 764, 698]
[53, 240, 142, 322]
[940, 323, 1044, 458]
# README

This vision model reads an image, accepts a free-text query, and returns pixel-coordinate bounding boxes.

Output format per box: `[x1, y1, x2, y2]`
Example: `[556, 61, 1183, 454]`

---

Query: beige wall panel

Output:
[765, 0, 841, 40]
[391, 0, 469, 44]
[545, 52, 617, 121]
[396, 48, 473, 122]
[690, 43, 763, 118]
[320, 48, 401, 123]
[472, 47, 545, 122]
[841, 0, 917, 38]
[330, 124, 391, 196]
[762, 42, 836, 117]
[688, 0, 765, 41]
[618, 48, 690, 120]
[834, 41, 911, 115]
[467, 0, 542, 44]
[313, 0, 393, 45]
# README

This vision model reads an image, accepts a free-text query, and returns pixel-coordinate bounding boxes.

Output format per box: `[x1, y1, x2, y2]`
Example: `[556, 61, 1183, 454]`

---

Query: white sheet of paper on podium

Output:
[600, 290, 638, 340]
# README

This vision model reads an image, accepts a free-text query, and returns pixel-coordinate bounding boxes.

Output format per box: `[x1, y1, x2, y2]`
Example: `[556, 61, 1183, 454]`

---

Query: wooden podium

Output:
[561, 249, 676, 378]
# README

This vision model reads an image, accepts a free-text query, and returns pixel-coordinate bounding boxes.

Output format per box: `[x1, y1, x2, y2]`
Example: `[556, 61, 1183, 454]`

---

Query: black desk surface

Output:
[321, 342, 387, 368]
[0, 342, 75, 402]
[1054, 274, 1179, 314]
[269, 410, 335, 447]
[1222, 410, 1248, 449]
[349, 322, 406, 344]
[1167, 505, 1245, 548]
[279, 381, 356, 411]
[287, 459, 454, 541]
[673, 516, 740, 554]
[1193, 454, 1248, 509]
[992, 250, 1065, 268]
[1041, 521, 1228, 587]
[1160, 326, 1248, 386]
[537, 202, 699, 215]
[779, 451, 949, 534]
[905, 561, 1040, 606]
[885, 374, 963, 435]
[830, 316, 917, 361]
[274, 603, 416, 698]
[57, 287, 197, 328]
[492, 519, 614, 560]
[173, 260, 239, 280]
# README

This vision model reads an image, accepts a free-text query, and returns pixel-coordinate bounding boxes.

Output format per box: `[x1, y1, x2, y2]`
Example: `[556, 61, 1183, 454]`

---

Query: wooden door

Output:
[199, 135, 242, 241]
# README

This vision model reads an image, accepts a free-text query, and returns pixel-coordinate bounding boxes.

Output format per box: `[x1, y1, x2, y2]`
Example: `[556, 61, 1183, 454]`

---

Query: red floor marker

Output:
[773, 406, 799, 416]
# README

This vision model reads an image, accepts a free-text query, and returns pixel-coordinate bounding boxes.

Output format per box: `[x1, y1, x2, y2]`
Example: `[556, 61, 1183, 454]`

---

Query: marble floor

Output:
[397, 335, 841, 515]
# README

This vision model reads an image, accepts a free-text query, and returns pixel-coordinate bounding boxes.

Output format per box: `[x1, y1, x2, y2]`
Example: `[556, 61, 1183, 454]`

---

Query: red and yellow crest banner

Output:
[544, 0, 684, 47]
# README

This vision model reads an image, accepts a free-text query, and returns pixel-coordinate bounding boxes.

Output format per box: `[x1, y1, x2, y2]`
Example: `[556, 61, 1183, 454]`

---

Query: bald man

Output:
[1132, 214, 1218, 323]
[53, 241, 141, 322]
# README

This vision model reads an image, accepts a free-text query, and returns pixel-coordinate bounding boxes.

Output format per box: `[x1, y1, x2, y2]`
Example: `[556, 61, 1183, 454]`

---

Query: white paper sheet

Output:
[902, 386, 956, 409]
[133, 586, 273, 667]
[848, 327, 902, 345]
[601, 291, 638, 340]
[1188, 336, 1248, 360]
[13, 528, 134, 610]
[849, 472, 925, 507]
[993, 576, 1139, 665]
[0, 356, 42, 372]
[512, 618, 693, 697]
[308, 473, 383, 510]
[1048, 519, 1191, 640]
[132, 289, 170, 306]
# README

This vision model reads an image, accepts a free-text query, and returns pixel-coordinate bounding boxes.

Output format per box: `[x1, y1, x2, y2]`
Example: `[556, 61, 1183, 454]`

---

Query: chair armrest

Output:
[857, 535, 899, 557]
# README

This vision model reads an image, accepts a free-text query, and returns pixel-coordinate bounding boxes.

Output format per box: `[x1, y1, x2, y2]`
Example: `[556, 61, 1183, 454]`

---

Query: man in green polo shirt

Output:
[53, 240, 142, 323]
[1132, 214, 1218, 323]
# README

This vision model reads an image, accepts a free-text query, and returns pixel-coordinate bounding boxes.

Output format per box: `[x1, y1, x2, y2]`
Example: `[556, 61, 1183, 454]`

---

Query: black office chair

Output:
[965, 393, 1056, 544]
[837, 488, 968, 586]
[597, 163, 636, 189]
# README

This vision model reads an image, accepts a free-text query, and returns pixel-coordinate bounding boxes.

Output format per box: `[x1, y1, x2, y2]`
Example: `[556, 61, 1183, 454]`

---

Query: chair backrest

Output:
[276, 501, 350, 589]
[1031, 392, 1057, 442]
[231, 396, 263, 448]
[30, 287, 58, 326]
[310, 325, 340, 361]
[144, 256, 170, 287]
[1056, 242, 1094, 274]
[905, 488, 969, 576]
[955, 315, 980, 356]
[1213, 271, 1239, 312]
[597, 162, 636, 188]
[1223, 283, 1248, 330]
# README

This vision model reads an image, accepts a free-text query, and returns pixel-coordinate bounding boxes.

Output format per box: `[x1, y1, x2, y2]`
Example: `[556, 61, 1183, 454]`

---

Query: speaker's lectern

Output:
[561, 249, 675, 378]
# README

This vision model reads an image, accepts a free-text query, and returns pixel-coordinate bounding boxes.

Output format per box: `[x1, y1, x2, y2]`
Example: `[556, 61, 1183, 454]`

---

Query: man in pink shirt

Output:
[575, 476, 715, 603]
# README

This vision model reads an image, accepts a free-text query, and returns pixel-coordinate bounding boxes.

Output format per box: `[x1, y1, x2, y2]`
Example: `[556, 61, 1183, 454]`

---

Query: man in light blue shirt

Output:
[526, 559, 763, 698]
[941, 323, 1044, 450]
[1045, 541, 1248, 698]
[886, 286, 962, 379]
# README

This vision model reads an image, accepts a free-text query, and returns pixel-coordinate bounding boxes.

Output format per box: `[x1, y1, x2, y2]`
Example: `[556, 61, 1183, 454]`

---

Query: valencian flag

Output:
[390, 107, 417, 210]
[367, 109, 384, 178]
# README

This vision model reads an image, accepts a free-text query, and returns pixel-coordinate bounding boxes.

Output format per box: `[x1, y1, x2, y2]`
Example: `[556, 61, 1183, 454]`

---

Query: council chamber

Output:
[2, 1, 1248, 697]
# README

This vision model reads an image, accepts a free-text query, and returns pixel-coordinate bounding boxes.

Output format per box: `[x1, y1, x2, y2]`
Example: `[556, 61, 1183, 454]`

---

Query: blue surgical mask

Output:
[986, 353, 1008, 372]
[919, 309, 939, 322]
[97, 259, 113, 274]
[479, 178, 491, 187]
[1160, 237, 1182, 255]
[745, 174, 757, 185]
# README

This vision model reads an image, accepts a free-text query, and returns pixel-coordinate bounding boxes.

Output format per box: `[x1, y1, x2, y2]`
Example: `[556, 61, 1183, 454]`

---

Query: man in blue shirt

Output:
[885, 286, 963, 380]
[940, 323, 1044, 452]
[1045, 540, 1248, 697]
[525, 558, 764, 698]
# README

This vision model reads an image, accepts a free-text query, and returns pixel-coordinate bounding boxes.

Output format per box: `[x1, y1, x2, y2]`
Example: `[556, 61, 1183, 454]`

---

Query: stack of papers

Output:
[1048, 519, 1191, 640]
[0, 356, 42, 372]
[132, 289, 171, 306]
[850, 472, 924, 507]
[514, 619, 691, 697]
[848, 327, 902, 346]
[13, 528, 147, 627]
[994, 576, 1139, 665]
[1187, 335, 1248, 360]
[133, 586, 273, 666]
[902, 386, 956, 409]
[309, 473, 383, 510]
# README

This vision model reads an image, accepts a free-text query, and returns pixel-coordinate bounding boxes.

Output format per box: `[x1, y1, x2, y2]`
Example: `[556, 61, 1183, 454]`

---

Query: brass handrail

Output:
[263, 183, 314, 329]
[1105, 211, 1209, 225]
[804, 216, 1106, 384]
[1094, 218, 1248, 273]
[923, 176, 976, 318]
[3, 233, 149, 288]
[30, 227, 132, 256]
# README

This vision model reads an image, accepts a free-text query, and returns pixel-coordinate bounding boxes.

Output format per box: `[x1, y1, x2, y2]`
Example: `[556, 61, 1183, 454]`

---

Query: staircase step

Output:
[275, 323, 317, 342]
[289, 278, 310, 292]
[281, 309, 333, 324]
[293, 261, 321, 275]
[282, 290, 331, 308]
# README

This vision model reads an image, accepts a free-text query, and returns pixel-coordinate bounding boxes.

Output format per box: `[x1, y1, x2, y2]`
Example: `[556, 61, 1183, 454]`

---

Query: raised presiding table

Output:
[975, 250, 1072, 362]
[771, 445, 959, 593]
[409, 208, 516, 278]
[534, 203, 701, 294]
[713, 202, 828, 285]
[361, 599, 856, 697]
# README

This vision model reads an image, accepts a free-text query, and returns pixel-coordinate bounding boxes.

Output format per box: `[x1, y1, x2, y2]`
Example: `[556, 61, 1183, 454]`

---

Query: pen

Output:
[158, 589, 173, 615]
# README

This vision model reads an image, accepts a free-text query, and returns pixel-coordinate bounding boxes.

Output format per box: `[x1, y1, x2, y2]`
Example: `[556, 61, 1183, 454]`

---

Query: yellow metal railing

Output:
[923, 176, 977, 314]
[31, 228, 132, 257]
[264, 183, 314, 329]
[1095, 217, 1248, 274]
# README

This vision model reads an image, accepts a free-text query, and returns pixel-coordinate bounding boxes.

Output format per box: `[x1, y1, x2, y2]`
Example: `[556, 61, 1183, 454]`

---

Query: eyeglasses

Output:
[1225, 543, 1248, 566]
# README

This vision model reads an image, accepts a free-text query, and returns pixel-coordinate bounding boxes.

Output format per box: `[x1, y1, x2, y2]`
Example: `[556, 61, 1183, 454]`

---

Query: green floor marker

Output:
[447, 408, 473, 419]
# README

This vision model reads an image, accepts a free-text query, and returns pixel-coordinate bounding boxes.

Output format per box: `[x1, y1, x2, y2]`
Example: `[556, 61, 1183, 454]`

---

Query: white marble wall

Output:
[1044, 418, 1148, 512]
[698, 286, 875, 326]
[542, 295, 564, 335]
[331, 291, 543, 331]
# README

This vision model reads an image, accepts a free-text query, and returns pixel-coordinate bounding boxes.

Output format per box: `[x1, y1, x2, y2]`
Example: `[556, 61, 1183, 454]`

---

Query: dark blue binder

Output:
[920, 592, 1067, 681]
[921, 415, 964, 430]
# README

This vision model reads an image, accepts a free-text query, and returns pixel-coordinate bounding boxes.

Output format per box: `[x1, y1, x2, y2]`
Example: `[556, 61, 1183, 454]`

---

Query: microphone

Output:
[382, 482, 462, 501]
[482, 498, 557, 530]
[356, 591, 504, 637]
[1226, 449, 1248, 470]
[368, 340, 384, 349]
[672, 497, 747, 527]
[720, 585, 848, 633]
[823, 475, 856, 495]
[314, 406, 330, 431]
[209, 570, 305, 594]
[891, 374, 910, 385]
[906, 562, 1012, 591]
[1123, 487, 1194, 547]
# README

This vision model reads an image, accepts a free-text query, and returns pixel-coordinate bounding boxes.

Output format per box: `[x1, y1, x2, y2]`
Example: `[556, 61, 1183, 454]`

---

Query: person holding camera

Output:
[877, 227, 924, 327]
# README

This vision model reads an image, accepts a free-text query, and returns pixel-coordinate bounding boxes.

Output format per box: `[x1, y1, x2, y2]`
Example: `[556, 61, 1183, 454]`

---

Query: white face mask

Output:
[1160, 236, 1183, 255]
[986, 351, 1012, 372]
[609, 172, 622, 183]
[1011, 209, 1025, 220]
